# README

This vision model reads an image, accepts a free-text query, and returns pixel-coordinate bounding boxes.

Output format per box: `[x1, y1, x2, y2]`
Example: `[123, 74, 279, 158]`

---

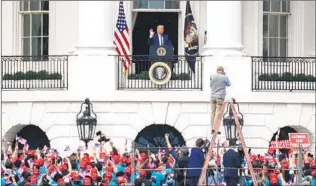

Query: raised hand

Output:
[149, 28, 155, 36]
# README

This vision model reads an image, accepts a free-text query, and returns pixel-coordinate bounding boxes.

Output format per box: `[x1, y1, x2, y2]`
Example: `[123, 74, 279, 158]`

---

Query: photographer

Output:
[187, 138, 205, 186]
[165, 134, 189, 186]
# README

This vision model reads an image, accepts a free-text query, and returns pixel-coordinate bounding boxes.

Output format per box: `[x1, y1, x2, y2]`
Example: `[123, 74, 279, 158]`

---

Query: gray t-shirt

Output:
[210, 73, 231, 99]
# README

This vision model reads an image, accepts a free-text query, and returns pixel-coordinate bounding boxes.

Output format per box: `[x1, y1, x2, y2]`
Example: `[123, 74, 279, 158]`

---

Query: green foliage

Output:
[2, 70, 62, 80]
[128, 71, 191, 80]
[258, 72, 316, 82]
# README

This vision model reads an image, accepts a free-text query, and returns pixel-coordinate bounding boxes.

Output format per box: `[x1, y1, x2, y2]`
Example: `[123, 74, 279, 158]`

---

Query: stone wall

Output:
[2, 102, 315, 154]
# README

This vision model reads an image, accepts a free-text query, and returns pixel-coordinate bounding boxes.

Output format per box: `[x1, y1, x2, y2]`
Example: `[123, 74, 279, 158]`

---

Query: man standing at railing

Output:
[210, 66, 231, 134]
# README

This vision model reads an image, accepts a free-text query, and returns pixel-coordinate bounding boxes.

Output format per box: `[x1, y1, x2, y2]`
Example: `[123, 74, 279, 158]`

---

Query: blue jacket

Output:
[222, 149, 241, 178]
[187, 147, 204, 177]
[148, 34, 172, 46]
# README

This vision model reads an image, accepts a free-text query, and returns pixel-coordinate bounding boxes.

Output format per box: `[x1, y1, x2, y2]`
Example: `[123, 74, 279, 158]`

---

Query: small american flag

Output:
[113, 1, 131, 74]
[16, 136, 27, 145]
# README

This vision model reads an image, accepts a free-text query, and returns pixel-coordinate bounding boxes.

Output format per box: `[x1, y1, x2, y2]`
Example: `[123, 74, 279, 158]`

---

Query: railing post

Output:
[297, 143, 303, 186]
[131, 141, 136, 185]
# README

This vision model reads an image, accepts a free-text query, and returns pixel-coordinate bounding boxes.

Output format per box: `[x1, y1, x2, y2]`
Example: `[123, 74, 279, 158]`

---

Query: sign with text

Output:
[289, 133, 310, 150]
[270, 140, 290, 148]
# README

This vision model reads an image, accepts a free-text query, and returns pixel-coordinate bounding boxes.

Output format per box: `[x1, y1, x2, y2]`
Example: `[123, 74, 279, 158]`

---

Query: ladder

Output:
[197, 100, 258, 186]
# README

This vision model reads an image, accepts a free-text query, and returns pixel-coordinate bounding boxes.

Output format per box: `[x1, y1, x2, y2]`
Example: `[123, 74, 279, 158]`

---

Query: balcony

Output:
[251, 57, 316, 91]
[1, 56, 68, 90]
[116, 55, 203, 90]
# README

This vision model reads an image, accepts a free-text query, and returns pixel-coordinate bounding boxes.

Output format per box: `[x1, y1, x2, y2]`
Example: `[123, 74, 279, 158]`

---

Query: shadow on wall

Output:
[4, 124, 51, 150]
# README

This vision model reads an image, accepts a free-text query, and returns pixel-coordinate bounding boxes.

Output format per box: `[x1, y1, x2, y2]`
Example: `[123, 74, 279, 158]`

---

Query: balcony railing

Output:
[251, 57, 316, 91]
[1, 56, 68, 90]
[116, 55, 203, 90]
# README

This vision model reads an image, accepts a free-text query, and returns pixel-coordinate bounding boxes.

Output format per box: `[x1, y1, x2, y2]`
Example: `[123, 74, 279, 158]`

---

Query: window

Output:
[134, 0, 179, 9]
[20, 1, 49, 56]
[263, 1, 290, 57]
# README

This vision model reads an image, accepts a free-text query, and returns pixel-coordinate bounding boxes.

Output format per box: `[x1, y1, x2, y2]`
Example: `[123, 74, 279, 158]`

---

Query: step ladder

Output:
[197, 100, 258, 186]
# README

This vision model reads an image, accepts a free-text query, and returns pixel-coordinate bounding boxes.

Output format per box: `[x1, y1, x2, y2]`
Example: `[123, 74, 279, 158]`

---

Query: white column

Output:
[203, 1, 243, 55]
[77, 1, 114, 49]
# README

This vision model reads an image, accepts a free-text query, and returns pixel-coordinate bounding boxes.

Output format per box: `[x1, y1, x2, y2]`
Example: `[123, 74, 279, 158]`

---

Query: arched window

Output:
[135, 124, 185, 152]
[12, 124, 50, 150]
[269, 126, 297, 154]
[20, 1, 49, 56]
[263, 1, 290, 57]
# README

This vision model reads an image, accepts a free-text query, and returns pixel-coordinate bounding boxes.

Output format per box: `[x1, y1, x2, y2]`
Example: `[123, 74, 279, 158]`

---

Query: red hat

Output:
[311, 170, 316, 177]
[269, 173, 277, 179]
[310, 161, 316, 169]
[57, 178, 64, 183]
[140, 170, 147, 177]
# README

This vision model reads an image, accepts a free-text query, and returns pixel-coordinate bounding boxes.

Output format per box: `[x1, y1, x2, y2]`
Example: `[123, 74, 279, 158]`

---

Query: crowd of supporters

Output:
[1, 133, 316, 186]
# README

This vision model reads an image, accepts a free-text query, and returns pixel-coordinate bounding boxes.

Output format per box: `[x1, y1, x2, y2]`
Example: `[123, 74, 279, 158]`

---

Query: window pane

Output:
[21, 1, 29, 11]
[43, 14, 49, 36]
[282, 1, 289, 12]
[280, 39, 287, 57]
[32, 38, 42, 56]
[263, 1, 270, 12]
[30, 1, 39, 11]
[41, 1, 49, 11]
[23, 38, 30, 56]
[31, 15, 42, 36]
[23, 15, 30, 37]
[263, 15, 268, 37]
[269, 38, 279, 57]
[43, 37, 49, 55]
[165, 1, 179, 9]
[280, 15, 287, 37]
[134, 1, 148, 9]
[263, 38, 269, 57]
[149, 1, 164, 9]
[269, 15, 279, 37]
[271, 1, 281, 12]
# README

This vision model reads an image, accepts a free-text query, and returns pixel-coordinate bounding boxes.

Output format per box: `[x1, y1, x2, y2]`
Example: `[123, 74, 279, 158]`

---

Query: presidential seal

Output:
[156, 47, 167, 56]
[149, 62, 172, 85]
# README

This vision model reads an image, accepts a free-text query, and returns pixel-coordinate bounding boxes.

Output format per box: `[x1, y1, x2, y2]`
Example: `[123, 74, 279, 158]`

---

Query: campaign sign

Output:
[289, 133, 310, 150]
[270, 140, 290, 148]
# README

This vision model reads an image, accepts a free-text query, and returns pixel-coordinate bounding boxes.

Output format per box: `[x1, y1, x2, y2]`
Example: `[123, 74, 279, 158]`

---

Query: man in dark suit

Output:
[148, 25, 172, 46]
[222, 148, 241, 186]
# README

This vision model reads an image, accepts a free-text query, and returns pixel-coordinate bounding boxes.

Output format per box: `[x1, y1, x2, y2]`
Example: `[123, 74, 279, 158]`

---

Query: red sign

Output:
[289, 133, 310, 150]
[270, 140, 290, 148]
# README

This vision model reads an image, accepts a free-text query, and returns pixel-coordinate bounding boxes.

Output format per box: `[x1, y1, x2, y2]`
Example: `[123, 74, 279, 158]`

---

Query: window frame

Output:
[262, 1, 291, 57]
[19, 1, 49, 57]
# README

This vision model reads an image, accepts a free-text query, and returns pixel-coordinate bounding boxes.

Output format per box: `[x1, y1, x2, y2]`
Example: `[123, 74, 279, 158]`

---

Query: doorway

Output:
[132, 12, 179, 73]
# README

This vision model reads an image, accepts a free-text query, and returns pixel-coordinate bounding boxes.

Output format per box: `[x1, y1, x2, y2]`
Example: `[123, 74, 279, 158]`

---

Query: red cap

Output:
[311, 170, 316, 178]
[57, 178, 64, 183]
[140, 170, 147, 177]
[310, 161, 316, 169]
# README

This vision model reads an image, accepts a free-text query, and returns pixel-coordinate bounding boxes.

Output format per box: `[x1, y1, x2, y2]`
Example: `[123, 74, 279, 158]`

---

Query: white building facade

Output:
[1, 1, 315, 153]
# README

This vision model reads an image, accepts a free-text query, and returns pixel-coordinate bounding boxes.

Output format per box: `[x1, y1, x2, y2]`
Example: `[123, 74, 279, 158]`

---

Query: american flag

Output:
[113, 1, 131, 73]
